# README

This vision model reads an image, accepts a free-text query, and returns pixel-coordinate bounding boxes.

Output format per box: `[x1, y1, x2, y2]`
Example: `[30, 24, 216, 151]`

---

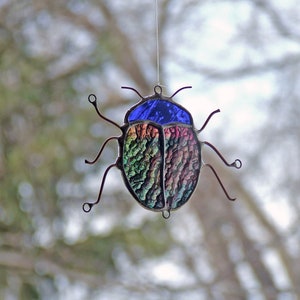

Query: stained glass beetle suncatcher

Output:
[83, 85, 242, 219]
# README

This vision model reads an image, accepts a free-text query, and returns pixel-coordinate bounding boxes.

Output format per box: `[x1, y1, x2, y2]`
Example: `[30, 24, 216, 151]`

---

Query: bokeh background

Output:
[1, 0, 299, 299]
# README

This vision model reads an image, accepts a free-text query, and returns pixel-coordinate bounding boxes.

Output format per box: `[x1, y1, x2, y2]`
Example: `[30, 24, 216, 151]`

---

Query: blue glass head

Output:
[124, 85, 193, 126]
[127, 99, 192, 125]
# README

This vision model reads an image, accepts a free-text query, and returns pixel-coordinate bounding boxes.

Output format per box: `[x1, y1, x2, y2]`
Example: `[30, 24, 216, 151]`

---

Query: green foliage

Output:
[0, 3, 176, 298]
[20, 283, 39, 300]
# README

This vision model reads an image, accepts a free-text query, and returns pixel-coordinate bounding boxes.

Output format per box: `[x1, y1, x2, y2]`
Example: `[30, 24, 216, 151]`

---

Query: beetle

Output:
[83, 85, 242, 218]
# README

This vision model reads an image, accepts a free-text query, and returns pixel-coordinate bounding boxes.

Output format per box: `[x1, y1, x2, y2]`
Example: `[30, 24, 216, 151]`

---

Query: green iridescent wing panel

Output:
[122, 123, 164, 210]
[164, 125, 201, 209]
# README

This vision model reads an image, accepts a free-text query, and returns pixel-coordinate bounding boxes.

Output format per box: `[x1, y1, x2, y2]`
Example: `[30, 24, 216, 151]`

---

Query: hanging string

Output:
[155, 0, 161, 85]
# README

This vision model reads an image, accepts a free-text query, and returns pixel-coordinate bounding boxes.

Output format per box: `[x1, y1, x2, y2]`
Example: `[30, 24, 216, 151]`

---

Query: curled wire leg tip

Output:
[88, 94, 97, 103]
[82, 202, 94, 213]
[231, 159, 242, 169]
